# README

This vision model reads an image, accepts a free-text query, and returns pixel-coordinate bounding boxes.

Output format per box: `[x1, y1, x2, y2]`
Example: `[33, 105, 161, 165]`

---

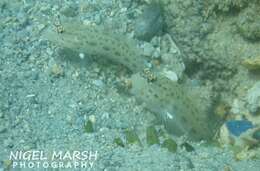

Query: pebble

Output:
[93, 79, 104, 87]
[152, 47, 161, 58]
[246, 81, 260, 115]
[219, 120, 260, 148]
[79, 52, 85, 59]
[50, 64, 64, 77]
[142, 42, 155, 57]
[162, 70, 178, 81]
[226, 120, 253, 137]
[89, 115, 96, 123]
[37, 23, 45, 31]
[134, 4, 164, 41]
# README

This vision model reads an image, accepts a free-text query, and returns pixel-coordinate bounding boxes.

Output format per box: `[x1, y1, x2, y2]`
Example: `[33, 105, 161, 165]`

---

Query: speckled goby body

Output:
[130, 73, 221, 141]
[43, 22, 145, 73]
[44, 22, 221, 141]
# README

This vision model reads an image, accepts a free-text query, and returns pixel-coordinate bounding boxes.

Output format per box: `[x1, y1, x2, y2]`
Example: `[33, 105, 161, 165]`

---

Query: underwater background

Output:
[0, 0, 260, 170]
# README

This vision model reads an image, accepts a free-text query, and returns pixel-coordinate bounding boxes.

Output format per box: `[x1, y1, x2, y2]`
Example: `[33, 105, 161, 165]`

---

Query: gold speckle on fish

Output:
[143, 68, 157, 82]
[53, 16, 64, 34]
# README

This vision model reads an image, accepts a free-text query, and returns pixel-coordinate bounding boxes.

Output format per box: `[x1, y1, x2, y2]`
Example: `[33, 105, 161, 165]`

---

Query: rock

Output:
[160, 34, 185, 79]
[219, 120, 260, 147]
[162, 69, 178, 82]
[113, 137, 125, 147]
[225, 120, 253, 137]
[50, 64, 64, 77]
[152, 47, 161, 59]
[181, 142, 195, 152]
[161, 138, 177, 153]
[230, 99, 244, 115]
[246, 81, 260, 115]
[93, 79, 104, 87]
[134, 3, 164, 41]
[141, 42, 155, 57]
[161, 34, 181, 55]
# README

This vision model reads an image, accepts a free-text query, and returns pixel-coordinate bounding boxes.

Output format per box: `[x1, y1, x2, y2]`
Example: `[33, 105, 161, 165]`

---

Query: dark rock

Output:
[181, 142, 195, 152]
[134, 4, 164, 41]
[161, 138, 177, 153]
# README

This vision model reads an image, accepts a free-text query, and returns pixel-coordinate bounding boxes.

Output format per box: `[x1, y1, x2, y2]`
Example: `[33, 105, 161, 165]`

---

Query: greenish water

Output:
[0, 0, 260, 170]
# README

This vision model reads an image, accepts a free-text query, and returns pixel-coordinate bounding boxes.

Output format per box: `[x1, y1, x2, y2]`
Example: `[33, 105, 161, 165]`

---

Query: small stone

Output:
[113, 137, 125, 147]
[84, 119, 94, 133]
[246, 82, 260, 114]
[235, 147, 256, 160]
[93, 67, 100, 73]
[152, 47, 161, 58]
[146, 126, 160, 146]
[162, 70, 178, 82]
[226, 120, 253, 137]
[89, 115, 96, 123]
[101, 112, 109, 120]
[134, 4, 164, 41]
[161, 34, 181, 55]
[37, 24, 45, 31]
[181, 142, 195, 152]
[79, 53, 85, 59]
[161, 53, 172, 64]
[50, 64, 64, 77]
[142, 42, 155, 57]
[161, 138, 177, 153]
[93, 79, 104, 87]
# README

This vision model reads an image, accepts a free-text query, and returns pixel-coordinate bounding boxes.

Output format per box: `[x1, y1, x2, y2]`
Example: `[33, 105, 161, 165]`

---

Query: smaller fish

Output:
[130, 73, 221, 140]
